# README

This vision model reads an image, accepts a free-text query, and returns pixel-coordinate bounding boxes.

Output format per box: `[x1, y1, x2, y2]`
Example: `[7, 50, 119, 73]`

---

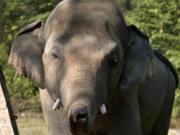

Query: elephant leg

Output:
[109, 89, 143, 135]
[151, 70, 176, 135]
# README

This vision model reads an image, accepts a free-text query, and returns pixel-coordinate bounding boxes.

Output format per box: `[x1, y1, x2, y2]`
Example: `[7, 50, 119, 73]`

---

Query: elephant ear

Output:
[120, 25, 153, 91]
[8, 21, 45, 88]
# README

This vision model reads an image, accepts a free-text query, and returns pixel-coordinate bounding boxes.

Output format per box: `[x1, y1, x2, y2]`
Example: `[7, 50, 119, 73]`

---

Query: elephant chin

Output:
[69, 118, 94, 135]
[70, 123, 88, 135]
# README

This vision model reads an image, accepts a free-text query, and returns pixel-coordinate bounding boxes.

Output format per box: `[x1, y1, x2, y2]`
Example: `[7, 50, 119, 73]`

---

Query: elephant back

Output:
[153, 49, 179, 88]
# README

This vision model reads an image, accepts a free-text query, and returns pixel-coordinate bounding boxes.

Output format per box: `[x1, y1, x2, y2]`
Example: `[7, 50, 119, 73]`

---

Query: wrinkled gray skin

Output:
[9, 0, 178, 135]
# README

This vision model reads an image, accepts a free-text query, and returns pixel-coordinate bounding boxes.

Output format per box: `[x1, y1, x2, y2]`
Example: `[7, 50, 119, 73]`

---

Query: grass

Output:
[16, 114, 180, 135]
[17, 116, 47, 135]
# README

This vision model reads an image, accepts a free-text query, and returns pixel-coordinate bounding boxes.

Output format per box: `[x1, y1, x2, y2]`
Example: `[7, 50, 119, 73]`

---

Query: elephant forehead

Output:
[44, 0, 121, 40]
[69, 36, 116, 57]
[47, 1, 118, 25]
[65, 44, 117, 70]
[45, 34, 117, 59]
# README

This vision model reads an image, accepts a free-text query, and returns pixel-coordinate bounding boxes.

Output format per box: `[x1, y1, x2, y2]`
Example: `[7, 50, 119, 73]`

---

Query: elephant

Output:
[8, 0, 179, 135]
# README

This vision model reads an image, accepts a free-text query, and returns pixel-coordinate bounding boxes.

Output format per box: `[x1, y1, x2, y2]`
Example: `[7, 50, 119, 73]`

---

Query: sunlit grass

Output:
[16, 116, 47, 135]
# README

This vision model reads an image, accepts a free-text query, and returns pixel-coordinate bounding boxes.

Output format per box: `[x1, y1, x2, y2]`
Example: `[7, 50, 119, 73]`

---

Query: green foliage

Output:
[173, 91, 180, 118]
[1, 0, 59, 45]
[0, 0, 179, 116]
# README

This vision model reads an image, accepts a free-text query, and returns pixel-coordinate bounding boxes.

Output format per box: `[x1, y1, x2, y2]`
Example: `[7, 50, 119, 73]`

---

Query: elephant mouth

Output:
[70, 121, 89, 135]
[68, 104, 90, 134]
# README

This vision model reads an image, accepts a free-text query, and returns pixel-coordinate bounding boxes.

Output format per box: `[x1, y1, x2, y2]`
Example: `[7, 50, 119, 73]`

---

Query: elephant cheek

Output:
[44, 70, 61, 100]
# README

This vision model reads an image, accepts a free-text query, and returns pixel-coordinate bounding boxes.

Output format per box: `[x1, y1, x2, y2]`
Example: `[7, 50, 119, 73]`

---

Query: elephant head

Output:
[9, 0, 152, 134]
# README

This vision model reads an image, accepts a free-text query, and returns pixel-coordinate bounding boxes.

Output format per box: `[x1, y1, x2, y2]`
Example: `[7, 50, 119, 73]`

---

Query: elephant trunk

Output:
[59, 65, 100, 133]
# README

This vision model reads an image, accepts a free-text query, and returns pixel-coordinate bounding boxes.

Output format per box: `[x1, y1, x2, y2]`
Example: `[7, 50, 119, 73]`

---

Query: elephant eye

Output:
[109, 54, 119, 68]
[51, 50, 61, 60]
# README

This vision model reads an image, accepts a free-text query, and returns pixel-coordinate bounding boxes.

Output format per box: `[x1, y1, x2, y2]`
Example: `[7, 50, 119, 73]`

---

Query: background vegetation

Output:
[0, 0, 179, 119]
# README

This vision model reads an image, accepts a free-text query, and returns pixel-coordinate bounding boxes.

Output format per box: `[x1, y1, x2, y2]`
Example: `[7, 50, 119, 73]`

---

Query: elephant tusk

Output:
[52, 98, 61, 111]
[100, 104, 107, 114]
